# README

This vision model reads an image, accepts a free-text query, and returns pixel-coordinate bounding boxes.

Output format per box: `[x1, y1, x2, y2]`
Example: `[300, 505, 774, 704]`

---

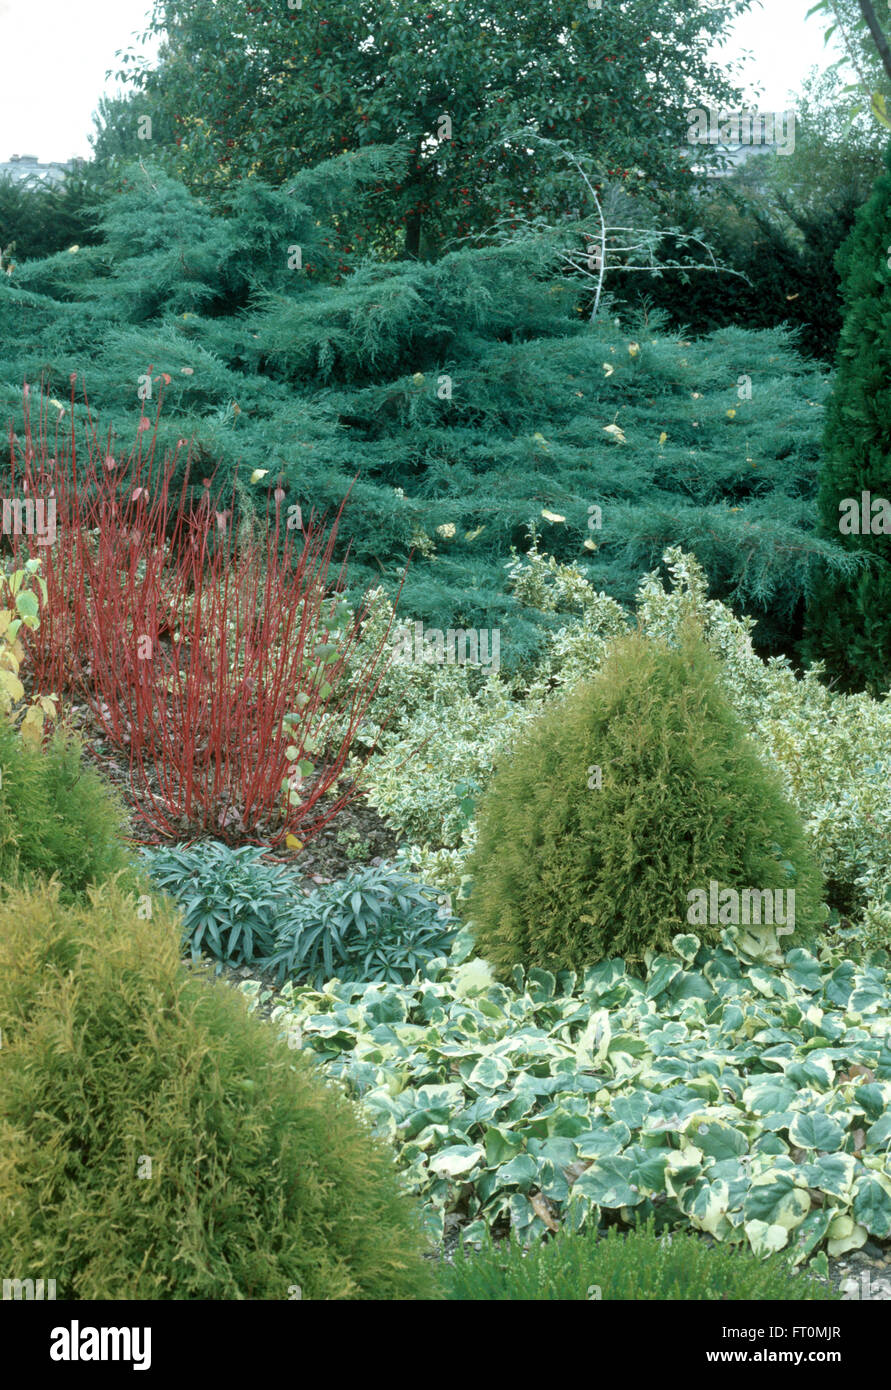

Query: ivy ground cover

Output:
[241, 927, 891, 1269]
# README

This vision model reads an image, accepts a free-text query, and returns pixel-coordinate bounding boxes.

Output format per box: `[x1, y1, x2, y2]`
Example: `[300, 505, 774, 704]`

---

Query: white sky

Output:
[0, 0, 849, 163]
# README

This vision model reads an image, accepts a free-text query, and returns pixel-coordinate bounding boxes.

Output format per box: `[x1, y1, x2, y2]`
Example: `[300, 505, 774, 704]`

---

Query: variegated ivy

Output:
[0, 556, 58, 743]
[240, 928, 891, 1267]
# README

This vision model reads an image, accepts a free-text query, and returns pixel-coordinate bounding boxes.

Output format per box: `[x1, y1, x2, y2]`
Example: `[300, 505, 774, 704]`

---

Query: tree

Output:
[89, 92, 179, 172]
[611, 67, 886, 361]
[802, 141, 891, 693]
[807, 0, 891, 125]
[800, 0, 891, 689]
[110, 0, 752, 258]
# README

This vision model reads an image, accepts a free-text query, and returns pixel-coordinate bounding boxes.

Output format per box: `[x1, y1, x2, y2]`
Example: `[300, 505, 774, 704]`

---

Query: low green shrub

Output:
[0, 718, 134, 901]
[261, 860, 459, 987]
[139, 840, 288, 969]
[465, 622, 823, 977]
[0, 878, 437, 1299]
[441, 1221, 839, 1301]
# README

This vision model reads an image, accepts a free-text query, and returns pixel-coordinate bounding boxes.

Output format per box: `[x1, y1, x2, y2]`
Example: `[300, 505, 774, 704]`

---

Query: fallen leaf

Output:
[529, 1191, 560, 1233]
[842, 1064, 876, 1084]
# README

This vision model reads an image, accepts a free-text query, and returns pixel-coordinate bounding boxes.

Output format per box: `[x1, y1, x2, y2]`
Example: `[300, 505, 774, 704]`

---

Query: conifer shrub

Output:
[0, 718, 134, 901]
[804, 138, 891, 694]
[0, 878, 437, 1300]
[0, 161, 837, 668]
[440, 1221, 838, 1301]
[464, 624, 823, 976]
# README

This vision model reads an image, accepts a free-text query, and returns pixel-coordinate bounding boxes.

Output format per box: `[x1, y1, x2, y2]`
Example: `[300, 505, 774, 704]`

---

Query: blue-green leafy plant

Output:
[260, 861, 459, 988]
[140, 840, 288, 969]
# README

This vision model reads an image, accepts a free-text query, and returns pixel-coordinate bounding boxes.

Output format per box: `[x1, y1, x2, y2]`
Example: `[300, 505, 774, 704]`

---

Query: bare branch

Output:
[858, 0, 891, 85]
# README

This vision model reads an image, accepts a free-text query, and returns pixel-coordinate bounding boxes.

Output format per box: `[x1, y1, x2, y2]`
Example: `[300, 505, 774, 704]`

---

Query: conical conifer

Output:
[465, 625, 822, 976]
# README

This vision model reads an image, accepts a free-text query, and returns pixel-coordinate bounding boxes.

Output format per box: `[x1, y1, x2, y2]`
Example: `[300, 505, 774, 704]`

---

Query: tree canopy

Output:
[107, 0, 751, 257]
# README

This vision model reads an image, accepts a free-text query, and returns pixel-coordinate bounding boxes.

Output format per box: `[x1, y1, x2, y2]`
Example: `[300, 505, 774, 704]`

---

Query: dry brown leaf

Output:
[563, 1159, 594, 1186]
[529, 1191, 560, 1233]
[843, 1064, 876, 1084]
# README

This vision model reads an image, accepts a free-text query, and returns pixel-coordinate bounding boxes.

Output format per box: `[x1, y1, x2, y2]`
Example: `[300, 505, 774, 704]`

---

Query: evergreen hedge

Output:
[804, 139, 891, 694]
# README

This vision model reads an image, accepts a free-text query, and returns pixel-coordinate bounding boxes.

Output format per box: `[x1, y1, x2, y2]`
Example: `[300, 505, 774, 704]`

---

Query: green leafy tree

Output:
[807, 0, 891, 127]
[89, 91, 180, 175]
[612, 67, 887, 361]
[110, 0, 752, 257]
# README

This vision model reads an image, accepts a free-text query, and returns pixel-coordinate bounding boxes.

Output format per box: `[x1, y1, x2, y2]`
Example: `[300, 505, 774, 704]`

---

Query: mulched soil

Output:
[55, 685, 399, 881]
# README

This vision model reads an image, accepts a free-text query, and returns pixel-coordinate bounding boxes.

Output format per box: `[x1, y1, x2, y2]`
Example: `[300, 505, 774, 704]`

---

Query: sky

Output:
[0, 0, 849, 164]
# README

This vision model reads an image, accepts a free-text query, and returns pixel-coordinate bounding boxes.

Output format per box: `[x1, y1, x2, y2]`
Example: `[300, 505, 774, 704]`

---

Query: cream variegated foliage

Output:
[242, 932, 891, 1257]
[352, 543, 891, 923]
[635, 548, 891, 915]
[0, 558, 58, 742]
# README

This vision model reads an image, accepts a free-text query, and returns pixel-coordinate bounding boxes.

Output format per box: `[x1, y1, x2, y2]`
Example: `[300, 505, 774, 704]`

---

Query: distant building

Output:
[697, 142, 781, 178]
[684, 109, 796, 181]
[0, 154, 86, 187]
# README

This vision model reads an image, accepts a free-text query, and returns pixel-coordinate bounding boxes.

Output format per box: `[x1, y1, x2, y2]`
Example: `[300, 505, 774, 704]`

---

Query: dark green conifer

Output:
[804, 140, 891, 693]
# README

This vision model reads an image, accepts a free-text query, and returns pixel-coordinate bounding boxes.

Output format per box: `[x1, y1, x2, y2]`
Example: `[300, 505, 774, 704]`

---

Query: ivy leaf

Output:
[787, 1111, 844, 1152]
